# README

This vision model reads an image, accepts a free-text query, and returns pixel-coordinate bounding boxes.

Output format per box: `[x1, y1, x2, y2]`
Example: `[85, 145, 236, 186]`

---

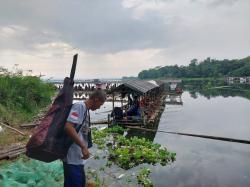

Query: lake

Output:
[151, 90, 250, 187]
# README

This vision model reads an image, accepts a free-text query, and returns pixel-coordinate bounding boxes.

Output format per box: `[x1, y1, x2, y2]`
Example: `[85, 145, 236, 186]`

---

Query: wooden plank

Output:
[0, 146, 26, 160]
[91, 120, 110, 125]
[20, 123, 37, 128]
[116, 122, 142, 126]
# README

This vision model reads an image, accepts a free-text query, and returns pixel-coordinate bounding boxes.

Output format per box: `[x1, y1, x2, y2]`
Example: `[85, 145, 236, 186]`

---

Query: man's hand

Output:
[65, 122, 90, 160]
[81, 146, 90, 159]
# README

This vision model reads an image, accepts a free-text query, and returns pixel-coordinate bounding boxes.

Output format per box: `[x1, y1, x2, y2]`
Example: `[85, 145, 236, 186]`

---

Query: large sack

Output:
[26, 54, 78, 162]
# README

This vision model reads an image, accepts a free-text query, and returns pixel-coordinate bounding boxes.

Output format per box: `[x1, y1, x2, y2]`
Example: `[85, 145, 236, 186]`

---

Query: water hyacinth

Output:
[137, 168, 153, 187]
[92, 126, 176, 170]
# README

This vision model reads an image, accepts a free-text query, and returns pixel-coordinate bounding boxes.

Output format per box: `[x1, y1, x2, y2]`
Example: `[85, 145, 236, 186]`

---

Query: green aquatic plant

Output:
[109, 136, 176, 169]
[137, 168, 153, 187]
[92, 126, 176, 170]
[106, 125, 127, 134]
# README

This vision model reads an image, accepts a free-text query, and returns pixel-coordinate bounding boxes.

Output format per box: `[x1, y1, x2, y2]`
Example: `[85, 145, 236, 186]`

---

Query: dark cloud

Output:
[0, 0, 172, 53]
[0, 0, 249, 78]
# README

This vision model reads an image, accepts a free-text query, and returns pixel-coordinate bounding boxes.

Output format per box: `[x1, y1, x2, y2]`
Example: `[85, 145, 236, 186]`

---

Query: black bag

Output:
[85, 111, 93, 149]
[87, 130, 93, 148]
[26, 54, 79, 162]
[77, 109, 92, 149]
[111, 107, 123, 120]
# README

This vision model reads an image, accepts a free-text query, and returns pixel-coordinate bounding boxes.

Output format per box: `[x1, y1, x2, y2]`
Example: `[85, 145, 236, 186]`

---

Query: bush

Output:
[0, 74, 55, 125]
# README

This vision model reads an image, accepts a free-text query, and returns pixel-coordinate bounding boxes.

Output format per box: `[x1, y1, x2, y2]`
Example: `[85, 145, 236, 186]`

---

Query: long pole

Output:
[125, 126, 250, 145]
[0, 122, 25, 136]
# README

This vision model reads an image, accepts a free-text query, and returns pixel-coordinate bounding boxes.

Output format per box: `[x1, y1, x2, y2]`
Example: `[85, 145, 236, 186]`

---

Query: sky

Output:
[0, 0, 250, 79]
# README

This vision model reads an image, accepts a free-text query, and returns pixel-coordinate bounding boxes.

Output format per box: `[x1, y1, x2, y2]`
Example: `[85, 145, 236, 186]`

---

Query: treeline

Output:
[0, 67, 55, 125]
[138, 56, 250, 79]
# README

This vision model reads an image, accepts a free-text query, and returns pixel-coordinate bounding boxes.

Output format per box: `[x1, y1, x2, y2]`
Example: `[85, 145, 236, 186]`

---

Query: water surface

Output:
[152, 91, 250, 187]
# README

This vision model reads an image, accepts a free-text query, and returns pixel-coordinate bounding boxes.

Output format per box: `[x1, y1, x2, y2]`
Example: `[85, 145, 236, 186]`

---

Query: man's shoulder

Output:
[71, 102, 87, 117]
[72, 101, 86, 109]
[67, 102, 87, 124]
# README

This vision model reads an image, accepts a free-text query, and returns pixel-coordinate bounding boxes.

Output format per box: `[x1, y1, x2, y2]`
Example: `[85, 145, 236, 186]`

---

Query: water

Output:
[152, 91, 250, 187]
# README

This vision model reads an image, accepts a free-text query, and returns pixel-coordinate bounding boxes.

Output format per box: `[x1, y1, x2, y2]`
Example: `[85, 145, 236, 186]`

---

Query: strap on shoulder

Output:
[75, 108, 88, 133]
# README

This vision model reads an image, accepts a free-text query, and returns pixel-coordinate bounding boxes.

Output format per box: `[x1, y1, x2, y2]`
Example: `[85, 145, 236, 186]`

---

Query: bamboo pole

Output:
[0, 122, 26, 136]
[125, 126, 250, 145]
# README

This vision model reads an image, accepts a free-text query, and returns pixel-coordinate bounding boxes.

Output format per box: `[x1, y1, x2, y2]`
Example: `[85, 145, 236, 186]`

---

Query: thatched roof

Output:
[110, 80, 159, 95]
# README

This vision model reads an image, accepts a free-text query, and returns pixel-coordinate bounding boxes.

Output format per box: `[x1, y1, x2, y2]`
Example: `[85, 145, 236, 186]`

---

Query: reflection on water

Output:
[152, 88, 250, 187]
[184, 80, 250, 101]
[166, 94, 183, 105]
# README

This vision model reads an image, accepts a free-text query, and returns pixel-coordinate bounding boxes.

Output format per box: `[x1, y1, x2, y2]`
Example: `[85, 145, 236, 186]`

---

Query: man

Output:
[63, 89, 106, 187]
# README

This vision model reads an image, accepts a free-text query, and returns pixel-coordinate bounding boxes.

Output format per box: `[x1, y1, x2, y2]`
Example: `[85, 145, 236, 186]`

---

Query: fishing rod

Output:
[125, 126, 250, 145]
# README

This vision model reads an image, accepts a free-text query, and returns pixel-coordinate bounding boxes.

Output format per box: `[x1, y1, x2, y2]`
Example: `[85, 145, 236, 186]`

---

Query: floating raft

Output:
[108, 80, 168, 127]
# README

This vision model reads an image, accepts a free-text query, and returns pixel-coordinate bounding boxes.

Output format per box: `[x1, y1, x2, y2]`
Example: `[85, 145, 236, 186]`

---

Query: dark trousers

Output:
[63, 162, 86, 187]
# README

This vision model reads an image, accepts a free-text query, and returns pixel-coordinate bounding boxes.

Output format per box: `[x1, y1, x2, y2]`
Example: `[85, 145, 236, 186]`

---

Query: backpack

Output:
[26, 54, 79, 162]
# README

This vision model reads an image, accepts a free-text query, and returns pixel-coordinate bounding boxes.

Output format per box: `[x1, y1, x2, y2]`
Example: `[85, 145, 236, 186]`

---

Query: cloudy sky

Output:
[0, 0, 250, 79]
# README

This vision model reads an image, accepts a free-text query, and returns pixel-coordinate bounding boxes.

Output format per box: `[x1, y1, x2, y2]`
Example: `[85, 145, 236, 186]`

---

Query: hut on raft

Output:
[108, 80, 167, 127]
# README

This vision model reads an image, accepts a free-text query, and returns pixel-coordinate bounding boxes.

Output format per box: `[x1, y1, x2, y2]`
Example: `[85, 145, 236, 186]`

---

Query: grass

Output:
[0, 72, 56, 148]
[0, 75, 56, 126]
[0, 126, 30, 148]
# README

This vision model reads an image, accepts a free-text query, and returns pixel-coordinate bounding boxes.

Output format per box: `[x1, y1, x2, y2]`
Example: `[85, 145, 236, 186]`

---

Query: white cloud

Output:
[0, 25, 28, 39]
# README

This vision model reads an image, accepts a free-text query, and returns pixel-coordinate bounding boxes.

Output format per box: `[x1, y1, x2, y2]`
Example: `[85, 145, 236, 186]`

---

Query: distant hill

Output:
[122, 76, 138, 80]
[138, 56, 250, 79]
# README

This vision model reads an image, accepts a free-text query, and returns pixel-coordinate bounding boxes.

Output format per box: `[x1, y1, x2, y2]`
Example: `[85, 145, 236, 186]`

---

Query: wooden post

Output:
[125, 94, 129, 113]
[112, 93, 115, 110]
[108, 114, 111, 127]
[121, 97, 123, 109]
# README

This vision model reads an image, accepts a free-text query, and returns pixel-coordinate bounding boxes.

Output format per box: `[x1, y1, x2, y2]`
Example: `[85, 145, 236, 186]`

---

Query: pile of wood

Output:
[0, 144, 26, 160]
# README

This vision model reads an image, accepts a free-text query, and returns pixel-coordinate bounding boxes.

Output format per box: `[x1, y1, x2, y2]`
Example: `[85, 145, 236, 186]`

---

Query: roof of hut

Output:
[110, 80, 159, 95]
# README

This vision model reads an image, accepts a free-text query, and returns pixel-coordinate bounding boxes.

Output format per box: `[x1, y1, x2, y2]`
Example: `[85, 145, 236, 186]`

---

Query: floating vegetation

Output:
[137, 168, 153, 187]
[86, 168, 108, 187]
[92, 126, 176, 170]
[92, 125, 126, 149]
